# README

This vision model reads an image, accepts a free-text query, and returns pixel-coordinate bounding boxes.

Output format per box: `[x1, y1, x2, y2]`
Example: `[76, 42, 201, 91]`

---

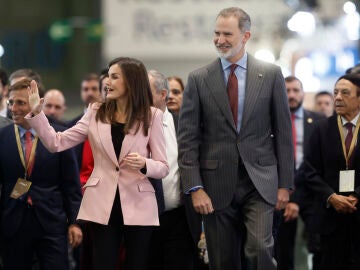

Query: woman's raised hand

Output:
[28, 80, 43, 114]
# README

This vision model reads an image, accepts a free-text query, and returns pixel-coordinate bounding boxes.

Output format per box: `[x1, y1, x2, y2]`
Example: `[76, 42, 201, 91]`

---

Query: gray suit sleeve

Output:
[271, 67, 294, 189]
[178, 73, 203, 193]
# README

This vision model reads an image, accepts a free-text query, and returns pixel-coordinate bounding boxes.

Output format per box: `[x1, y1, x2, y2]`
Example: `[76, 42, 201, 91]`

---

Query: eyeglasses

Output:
[7, 99, 27, 106]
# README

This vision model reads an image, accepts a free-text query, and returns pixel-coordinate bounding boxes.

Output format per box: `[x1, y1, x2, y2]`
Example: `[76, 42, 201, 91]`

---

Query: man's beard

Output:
[289, 100, 303, 112]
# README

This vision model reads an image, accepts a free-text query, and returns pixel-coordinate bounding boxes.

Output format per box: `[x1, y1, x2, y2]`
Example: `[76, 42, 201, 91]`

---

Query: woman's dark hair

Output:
[96, 57, 153, 136]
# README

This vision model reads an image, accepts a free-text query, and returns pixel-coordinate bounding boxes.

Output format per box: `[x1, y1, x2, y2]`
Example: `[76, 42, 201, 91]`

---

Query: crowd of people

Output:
[0, 5, 360, 270]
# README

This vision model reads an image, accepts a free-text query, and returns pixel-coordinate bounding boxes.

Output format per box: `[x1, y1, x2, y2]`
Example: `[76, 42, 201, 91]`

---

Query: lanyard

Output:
[337, 115, 360, 169]
[14, 125, 38, 179]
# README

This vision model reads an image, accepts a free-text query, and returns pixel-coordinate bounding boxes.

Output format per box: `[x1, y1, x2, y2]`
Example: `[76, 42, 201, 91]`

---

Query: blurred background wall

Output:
[0, 0, 359, 118]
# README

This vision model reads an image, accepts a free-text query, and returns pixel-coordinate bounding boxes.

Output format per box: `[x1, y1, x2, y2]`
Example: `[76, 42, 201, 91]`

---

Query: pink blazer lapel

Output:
[119, 124, 143, 162]
[97, 121, 119, 166]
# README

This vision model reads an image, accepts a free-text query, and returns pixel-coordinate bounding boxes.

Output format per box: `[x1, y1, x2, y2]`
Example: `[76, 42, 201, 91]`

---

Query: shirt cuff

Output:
[186, 185, 203, 194]
[326, 193, 335, 208]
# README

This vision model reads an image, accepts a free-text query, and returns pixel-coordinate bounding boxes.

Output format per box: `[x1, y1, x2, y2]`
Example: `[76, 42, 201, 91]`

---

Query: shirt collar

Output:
[292, 106, 304, 119]
[16, 125, 36, 138]
[221, 52, 248, 72]
[162, 107, 171, 127]
[341, 112, 360, 126]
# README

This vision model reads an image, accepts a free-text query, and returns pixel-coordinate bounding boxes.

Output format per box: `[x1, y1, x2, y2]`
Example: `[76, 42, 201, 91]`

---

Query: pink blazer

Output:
[26, 105, 169, 226]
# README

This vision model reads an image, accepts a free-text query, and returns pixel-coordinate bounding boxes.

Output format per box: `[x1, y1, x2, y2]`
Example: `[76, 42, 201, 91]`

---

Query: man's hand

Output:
[283, 202, 299, 222]
[349, 195, 358, 208]
[329, 194, 357, 214]
[276, 188, 290, 210]
[28, 80, 43, 114]
[191, 188, 214, 215]
[68, 224, 83, 248]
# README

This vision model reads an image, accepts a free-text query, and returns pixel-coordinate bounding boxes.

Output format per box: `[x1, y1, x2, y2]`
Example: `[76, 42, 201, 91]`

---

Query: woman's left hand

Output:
[28, 80, 43, 114]
[124, 152, 146, 170]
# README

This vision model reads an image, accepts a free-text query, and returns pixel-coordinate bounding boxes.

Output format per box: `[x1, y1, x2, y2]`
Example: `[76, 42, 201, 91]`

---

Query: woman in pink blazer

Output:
[26, 57, 169, 270]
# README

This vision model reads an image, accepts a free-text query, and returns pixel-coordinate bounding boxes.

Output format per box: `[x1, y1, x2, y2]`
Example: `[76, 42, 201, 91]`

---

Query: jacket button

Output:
[116, 167, 119, 171]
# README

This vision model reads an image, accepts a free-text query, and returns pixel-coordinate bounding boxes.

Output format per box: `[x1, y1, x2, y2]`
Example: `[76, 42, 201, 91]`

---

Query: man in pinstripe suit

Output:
[177, 7, 294, 270]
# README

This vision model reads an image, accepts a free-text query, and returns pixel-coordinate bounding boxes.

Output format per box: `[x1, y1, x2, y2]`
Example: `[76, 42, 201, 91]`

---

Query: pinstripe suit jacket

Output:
[178, 55, 294, 209]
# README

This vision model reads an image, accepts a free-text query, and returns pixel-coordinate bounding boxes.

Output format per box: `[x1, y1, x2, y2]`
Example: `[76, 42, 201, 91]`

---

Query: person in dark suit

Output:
[177, 7, 294, 270]
[304, 73, 360, 270]
[0, 116, 11, 129]
[274, 76, 325, 270]
[0, 79, 82, 270]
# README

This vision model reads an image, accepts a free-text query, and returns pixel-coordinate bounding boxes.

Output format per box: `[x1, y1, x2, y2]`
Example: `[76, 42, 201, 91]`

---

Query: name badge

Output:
[339, 170, 355, 192]
[10, 178, 32, 199]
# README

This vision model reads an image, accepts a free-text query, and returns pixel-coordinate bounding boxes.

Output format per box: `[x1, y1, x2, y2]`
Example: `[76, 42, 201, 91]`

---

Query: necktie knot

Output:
[25, 131, 32, 141]
[345, 122, 353, 132]
[230, 64, 238, 74]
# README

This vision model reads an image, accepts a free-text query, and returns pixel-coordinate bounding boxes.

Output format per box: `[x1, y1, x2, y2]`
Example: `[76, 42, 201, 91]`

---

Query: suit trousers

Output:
[3, 206, 68, 270]
[203, 166, 276, 270]
[274, 214, 297, 270]
[87, 189, 154, 270]
[148, 205, 196, 270]
[319, 214, 360, 270]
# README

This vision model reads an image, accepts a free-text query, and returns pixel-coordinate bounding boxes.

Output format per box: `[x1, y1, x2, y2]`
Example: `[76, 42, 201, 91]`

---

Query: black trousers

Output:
[319, 215, 360, 270]
[274, 214, 297, 270]
[148, 205, 196, 270]
[274, 210, 322, 270]
[87, 190, 154, 270]
[3, 207, 68, 270]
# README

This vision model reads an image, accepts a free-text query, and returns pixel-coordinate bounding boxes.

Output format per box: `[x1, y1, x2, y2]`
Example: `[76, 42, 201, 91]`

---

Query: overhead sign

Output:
[102, 0, 291, 60]
[49, 20, 73, 43]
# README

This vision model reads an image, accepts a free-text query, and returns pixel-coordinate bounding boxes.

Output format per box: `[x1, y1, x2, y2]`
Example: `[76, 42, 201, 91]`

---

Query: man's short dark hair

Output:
[345, 63, 360, 74]
[315, 91, 332, 99]
[82, 73, 99, 82]
[9, 69, 45, 97]
[0, 68, 9, 87]
[284, 75, 303, 90]
[336, 73, 360, 96]
[8, 78, 31, 93]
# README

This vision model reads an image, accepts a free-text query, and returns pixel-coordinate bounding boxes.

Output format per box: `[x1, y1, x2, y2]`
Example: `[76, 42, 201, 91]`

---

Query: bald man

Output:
[43, 89, 66, 121]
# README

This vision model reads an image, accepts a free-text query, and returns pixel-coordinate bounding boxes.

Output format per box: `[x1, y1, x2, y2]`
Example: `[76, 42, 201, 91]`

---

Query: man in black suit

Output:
[275, 76, 325, 270]
[304, 73, 360, 270]
[0, 116, 11, 129]
[0, 79, 82, 269]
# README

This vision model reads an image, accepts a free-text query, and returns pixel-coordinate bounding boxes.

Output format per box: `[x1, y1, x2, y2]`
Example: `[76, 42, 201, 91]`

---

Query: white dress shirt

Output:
[162, 108, 181, 211]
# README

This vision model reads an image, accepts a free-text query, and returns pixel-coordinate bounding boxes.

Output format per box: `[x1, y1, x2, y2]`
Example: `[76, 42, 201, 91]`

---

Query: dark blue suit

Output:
[0, 123, 82, 270]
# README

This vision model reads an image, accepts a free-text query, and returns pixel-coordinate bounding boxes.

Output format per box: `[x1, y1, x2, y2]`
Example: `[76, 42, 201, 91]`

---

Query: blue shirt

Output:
[221, 53, 248, 133]
[292, 107, 304, 169]
[17, 125, 36, 154]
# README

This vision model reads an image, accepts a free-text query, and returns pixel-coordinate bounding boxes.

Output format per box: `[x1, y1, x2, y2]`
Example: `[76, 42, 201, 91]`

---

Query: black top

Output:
[111, 122, 125, 158]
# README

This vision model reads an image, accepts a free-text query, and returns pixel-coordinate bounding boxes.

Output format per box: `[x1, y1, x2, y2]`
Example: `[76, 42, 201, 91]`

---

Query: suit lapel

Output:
[205, 59, 237, 132]
[119, 125, 142, 162]
[240, 55, 265, 131]
[303, 110, 314, 144]
[97, 121, 119, 166]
